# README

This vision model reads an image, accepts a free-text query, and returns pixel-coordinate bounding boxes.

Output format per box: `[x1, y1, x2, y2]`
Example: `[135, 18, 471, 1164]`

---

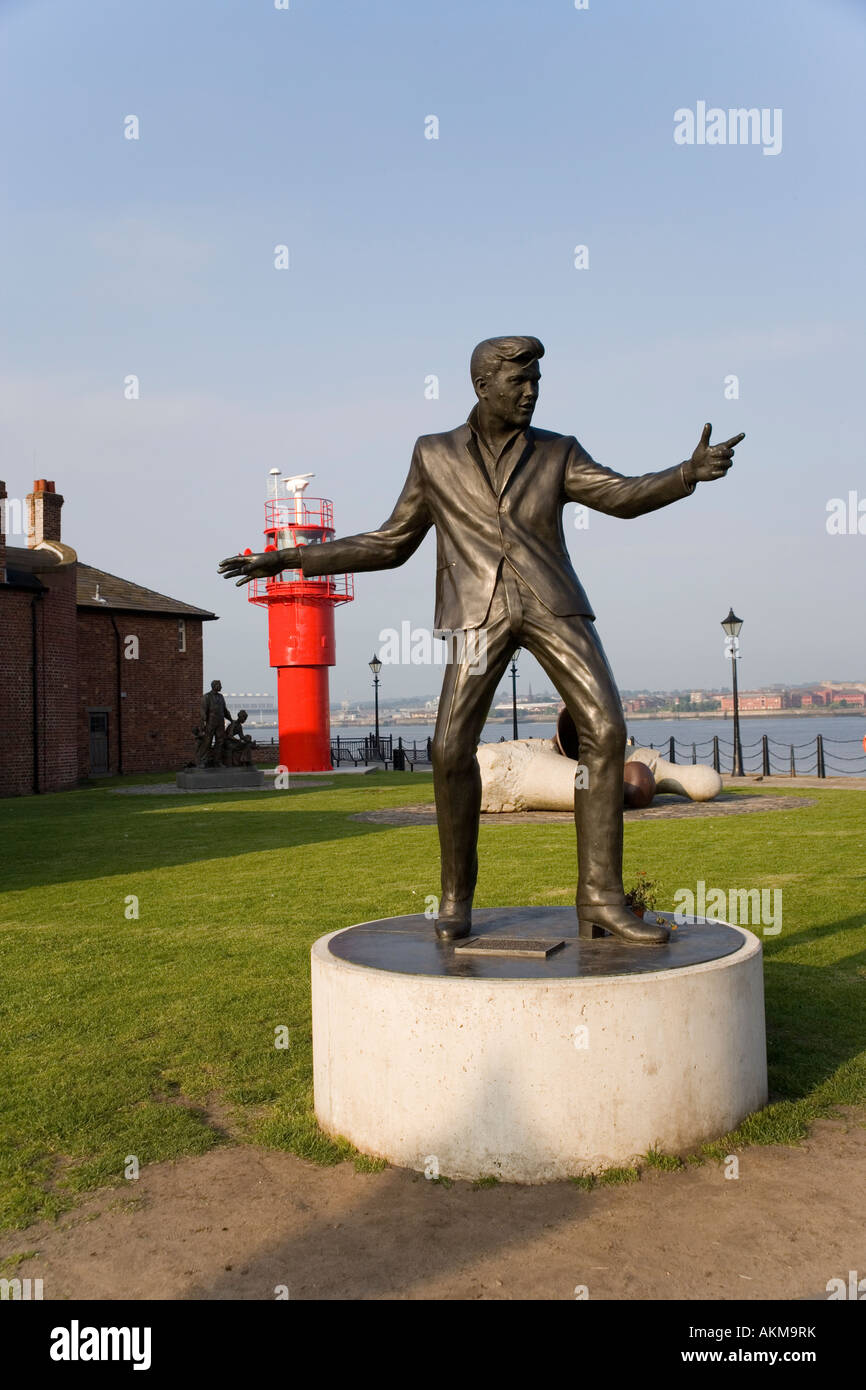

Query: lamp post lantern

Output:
[721, 608, 744, 777]
[510, 649, 521, 741]
[369, 653, 382, 756]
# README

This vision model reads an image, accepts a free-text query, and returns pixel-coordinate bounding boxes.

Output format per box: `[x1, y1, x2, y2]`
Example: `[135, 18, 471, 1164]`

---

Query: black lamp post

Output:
[369, 653, 382, 755]
[510, 649, 521, 741]
[721, 608, 744, 776]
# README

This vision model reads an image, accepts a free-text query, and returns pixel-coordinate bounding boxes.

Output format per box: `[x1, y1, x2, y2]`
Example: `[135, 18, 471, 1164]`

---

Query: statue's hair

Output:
[470, 336, 545, 384]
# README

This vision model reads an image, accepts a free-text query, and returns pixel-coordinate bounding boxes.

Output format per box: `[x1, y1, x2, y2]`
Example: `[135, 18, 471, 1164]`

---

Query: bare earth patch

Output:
[1, 1110, 863, 1301]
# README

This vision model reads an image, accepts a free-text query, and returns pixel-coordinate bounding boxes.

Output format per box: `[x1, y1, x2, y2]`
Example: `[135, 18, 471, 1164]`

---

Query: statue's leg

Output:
[214, 723, 228, 766]
[431, 602, 512, 939]
[521, 598, 669, 944]
[204, 718, 222, 767]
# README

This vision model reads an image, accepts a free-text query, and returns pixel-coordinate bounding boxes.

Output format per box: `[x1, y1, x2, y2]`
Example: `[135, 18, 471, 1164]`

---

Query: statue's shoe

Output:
[578, 903, 670, 945]
[435, 897, 472, 941]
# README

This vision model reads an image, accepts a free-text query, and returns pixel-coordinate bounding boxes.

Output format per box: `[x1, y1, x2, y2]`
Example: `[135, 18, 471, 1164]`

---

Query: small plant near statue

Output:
[624, 872, 659, 919]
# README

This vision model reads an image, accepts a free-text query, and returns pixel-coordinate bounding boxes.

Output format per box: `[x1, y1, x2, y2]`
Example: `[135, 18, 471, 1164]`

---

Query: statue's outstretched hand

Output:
[689, 423, 745, 482]
[218, 547, 301, 586]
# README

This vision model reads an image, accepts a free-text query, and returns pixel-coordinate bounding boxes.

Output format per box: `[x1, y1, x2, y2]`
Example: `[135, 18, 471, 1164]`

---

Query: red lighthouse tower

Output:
[246, 471, 353, 772]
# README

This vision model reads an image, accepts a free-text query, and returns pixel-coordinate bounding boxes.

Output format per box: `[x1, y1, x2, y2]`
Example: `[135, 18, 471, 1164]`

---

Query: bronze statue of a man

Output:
[220, 337, 744, 944]
[200, 679, 231, 767]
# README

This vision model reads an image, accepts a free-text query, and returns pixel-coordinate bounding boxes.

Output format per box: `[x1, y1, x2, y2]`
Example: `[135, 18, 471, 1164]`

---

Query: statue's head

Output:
[470, 336, 544, 430]
[237, 710, 248, 722]
[211, 679, 221, 692]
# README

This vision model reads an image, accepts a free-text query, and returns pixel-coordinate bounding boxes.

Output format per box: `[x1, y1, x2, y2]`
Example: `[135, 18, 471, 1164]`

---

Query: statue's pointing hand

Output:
[689, 423, 746, 482]
[218, 547, 302, 586]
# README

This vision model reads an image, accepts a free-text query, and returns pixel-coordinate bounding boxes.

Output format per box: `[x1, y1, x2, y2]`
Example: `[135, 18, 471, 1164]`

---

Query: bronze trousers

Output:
[431, 563, 627, 911]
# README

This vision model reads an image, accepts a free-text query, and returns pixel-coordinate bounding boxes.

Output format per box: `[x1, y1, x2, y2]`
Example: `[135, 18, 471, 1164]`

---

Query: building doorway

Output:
[88, 710, 110, 775]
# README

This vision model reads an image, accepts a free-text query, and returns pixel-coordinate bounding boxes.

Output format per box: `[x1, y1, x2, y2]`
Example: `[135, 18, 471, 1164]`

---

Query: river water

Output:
[255, 712, 866, 776]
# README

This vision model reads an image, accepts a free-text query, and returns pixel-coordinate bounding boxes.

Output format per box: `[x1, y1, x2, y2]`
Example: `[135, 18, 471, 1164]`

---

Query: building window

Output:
[177, 618, 186, 653]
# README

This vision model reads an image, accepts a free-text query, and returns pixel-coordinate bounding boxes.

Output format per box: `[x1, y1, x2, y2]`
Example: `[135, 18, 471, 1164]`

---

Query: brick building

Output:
[788, 688, 865, 709]
[1, 479, 217, 796]
[719, 692, 786, 713]
[816, 687, 866, 708]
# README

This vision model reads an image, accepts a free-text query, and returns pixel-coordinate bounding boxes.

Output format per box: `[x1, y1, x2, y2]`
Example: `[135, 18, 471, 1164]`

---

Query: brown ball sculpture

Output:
[558, 708, 656, 809]
[623, 760, 656, 809]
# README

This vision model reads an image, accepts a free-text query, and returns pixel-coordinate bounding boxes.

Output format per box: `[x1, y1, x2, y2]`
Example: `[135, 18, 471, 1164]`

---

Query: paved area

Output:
[103, 774, 865, 798]
[352, 793, 816, 828]
[724, 775, 866, 790]
[109, 781, 334, 795]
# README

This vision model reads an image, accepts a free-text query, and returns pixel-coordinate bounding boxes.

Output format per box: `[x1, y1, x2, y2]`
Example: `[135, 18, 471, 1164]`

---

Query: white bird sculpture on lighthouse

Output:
[284, 473, 314, 522]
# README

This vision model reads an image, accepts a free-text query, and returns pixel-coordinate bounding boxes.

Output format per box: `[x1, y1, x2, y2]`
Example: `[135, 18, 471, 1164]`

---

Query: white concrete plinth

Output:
[312, 919, 767, 1182]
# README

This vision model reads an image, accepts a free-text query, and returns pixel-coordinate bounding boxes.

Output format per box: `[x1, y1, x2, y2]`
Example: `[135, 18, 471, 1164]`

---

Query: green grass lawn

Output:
[1, 774, 864, 1228]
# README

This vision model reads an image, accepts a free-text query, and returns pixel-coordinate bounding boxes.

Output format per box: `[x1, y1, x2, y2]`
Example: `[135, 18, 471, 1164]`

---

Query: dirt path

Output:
[3, 1110, 863, 1301]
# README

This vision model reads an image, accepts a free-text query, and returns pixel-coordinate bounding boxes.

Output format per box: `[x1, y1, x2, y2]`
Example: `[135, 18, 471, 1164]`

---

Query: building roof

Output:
[3, 546, 217, 618]
[76, 563, 217, 619]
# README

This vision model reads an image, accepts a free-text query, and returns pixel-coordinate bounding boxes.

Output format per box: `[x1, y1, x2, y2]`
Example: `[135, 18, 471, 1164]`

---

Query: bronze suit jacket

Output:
[299, 423, 695, 631]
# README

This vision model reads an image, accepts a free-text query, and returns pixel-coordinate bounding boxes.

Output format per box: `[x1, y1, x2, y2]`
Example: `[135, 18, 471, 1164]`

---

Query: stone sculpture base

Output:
[176, 766, 265, 790]
[312, 907, 767, 1183]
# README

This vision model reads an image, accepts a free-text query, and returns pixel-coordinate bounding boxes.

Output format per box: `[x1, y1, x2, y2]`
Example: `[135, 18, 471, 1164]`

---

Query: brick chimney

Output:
[27, 479, 64, 548]
[0, 479, 6, 583]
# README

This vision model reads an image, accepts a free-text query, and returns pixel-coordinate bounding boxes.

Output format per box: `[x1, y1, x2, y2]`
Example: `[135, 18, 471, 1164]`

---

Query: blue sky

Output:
[2, 0, 864, 702]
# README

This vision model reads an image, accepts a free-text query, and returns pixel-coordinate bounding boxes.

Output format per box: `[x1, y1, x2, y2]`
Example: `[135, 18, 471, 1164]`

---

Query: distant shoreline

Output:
[619, 709, 864, 720]
[324, 708, 864, 728]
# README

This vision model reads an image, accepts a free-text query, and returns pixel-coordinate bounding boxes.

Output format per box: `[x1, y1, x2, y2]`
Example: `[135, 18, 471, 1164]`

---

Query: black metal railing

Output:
[629, 732, 866, 778]
[256, 730, 863, 777]
[330, 734, 434, 768]
[331, 734, 390, 766]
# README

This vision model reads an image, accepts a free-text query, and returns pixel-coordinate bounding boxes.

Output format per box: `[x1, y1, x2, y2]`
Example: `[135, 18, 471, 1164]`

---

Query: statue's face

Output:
[213, 680, 221, 691]
[476, 359, 540, 430]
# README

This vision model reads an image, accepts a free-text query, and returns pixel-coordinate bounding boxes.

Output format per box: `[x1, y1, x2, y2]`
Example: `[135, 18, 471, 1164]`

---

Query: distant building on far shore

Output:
[720, 692, 786, 712]
[816, 688, 866, 707]
[720, 688, 866, 712]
